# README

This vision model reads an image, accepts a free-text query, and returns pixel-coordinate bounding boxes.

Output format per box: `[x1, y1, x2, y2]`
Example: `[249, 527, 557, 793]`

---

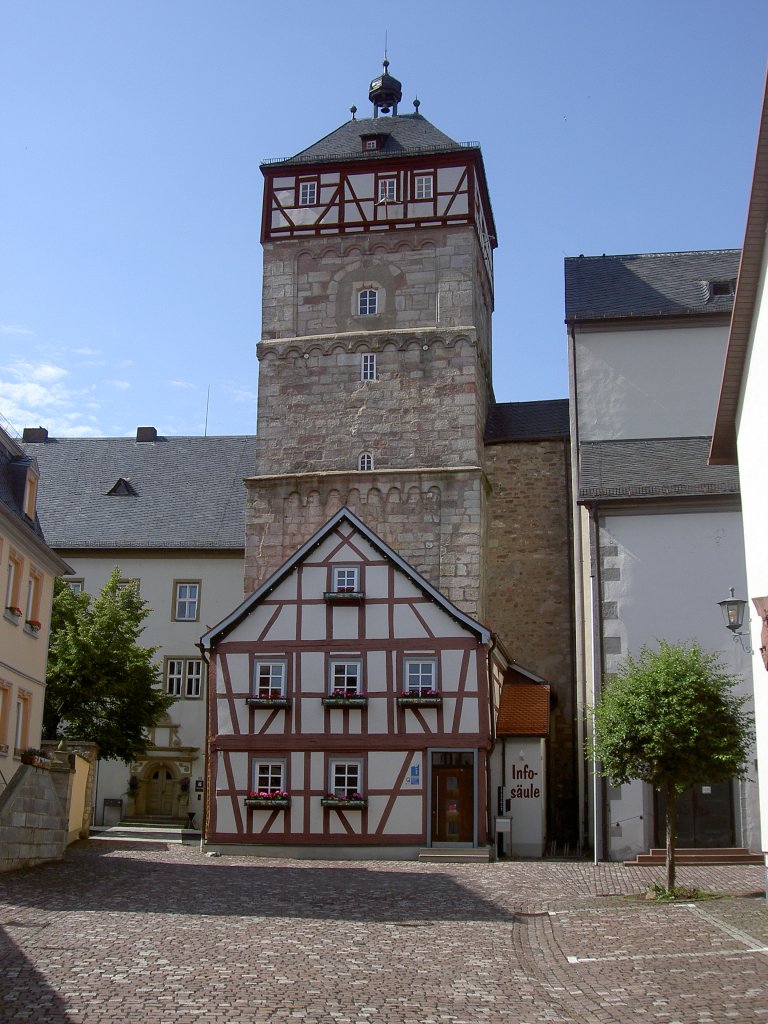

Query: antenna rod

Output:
[204, 384, 210, 437]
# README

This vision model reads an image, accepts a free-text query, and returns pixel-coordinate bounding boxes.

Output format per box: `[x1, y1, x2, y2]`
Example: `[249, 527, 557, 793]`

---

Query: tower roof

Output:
[287, 112, 464, 165]
[368, 59, 402, 115]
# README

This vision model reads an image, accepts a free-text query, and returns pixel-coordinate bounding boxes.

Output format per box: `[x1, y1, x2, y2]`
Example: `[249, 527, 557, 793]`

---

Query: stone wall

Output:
[245, 468, 488, 621]
[485, 438, 577, 845]
[0, 758, 74, 872]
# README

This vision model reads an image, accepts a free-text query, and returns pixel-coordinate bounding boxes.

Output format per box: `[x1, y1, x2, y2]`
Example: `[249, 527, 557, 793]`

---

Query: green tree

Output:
[44, 569, 174, 762]
[589, 641, 753, 891]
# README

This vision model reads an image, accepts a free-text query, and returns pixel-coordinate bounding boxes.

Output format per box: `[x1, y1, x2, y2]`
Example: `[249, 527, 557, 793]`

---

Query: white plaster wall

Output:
[600, 510, 758, 857]
[575, 324, 728, 440]
[64, 552, 243, 824]
[735, 250, 768, 848]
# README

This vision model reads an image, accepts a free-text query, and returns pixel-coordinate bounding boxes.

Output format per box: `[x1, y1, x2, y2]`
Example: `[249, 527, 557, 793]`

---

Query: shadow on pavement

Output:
[0, 926, 70, 1023]
[0, 842, 514, 924]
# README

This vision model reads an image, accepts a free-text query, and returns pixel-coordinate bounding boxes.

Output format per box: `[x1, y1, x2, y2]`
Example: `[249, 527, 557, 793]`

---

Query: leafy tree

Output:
[589, 641, 753, 891]
[44, 569, 174, 762]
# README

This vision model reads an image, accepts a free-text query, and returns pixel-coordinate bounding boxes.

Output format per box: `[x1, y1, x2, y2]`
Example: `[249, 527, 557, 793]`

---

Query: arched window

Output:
[358, 452, 374, 472]
[358, 289, 378, 316]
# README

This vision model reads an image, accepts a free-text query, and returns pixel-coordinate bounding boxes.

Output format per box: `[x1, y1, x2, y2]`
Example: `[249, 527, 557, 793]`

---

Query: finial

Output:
[350, 104, 357, 120]
[383, 58, 389, 72]
[413, 97, 420, 113]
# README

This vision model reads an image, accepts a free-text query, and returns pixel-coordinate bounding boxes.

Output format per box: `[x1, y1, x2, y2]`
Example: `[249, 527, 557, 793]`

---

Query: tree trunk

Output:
[666, 784, 677, 892]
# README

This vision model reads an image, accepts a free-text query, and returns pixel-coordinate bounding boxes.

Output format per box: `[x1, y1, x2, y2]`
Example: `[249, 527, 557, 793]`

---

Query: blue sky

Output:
[1, 1, 766, 438]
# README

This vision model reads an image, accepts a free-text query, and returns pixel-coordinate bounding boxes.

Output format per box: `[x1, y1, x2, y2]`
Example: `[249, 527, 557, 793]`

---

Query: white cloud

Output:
[168, 379, 196, 390]
[69, 346, 100, 357]
[0, 358, 105, 437]
[0, 325, 34, 336]
[103, 379, 131, 390]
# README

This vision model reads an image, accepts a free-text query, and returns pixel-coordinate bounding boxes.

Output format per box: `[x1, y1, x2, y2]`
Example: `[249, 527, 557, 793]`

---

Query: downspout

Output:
[586, 502, 607, 862]
[196, 640, 211, 844]
[567, 322, 589, 851]
[486, 633, 499, 850]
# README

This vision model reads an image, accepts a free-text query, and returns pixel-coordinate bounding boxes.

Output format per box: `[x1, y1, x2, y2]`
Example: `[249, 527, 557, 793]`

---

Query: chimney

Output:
[22, 427, 48, 443]
[136, 427, 158, 443]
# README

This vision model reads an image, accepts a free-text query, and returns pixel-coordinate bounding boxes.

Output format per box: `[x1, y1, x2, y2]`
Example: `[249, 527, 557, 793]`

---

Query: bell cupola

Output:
[368, 59, 402, 117]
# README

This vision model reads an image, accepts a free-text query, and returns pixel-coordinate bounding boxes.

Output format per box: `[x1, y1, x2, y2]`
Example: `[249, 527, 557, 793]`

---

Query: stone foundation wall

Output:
[245, 468, 488, 621]
[0, 758, 74, 872]
[485, 438, 577, 844]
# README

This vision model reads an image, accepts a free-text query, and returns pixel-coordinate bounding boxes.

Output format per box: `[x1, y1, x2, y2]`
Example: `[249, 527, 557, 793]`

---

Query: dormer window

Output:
[710, 279, 736, 298]
[361, 133, 384, 152]
[365, 140, 377, 150]
[22, 469, 38, 520]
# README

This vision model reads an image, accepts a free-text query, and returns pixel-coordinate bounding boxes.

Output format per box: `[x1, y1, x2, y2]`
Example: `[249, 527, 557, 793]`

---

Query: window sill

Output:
[397, 695, 443, 708]
[3, 610, 21, 626]
[23, 623, 40, 638]
[246, 697, 291, 709]
[323, 591, 365, 604]
[0, 744, 8, 755]
[244, 797, 291, 810]
[321, 798, 367, 810]
[321, 696, 368, 708]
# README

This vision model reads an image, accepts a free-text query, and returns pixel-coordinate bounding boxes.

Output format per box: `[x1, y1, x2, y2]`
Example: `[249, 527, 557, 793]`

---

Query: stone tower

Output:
[245, 62, 497, 620]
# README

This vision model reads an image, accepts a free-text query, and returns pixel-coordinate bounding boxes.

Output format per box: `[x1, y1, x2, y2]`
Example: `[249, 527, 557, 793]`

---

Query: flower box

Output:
[321, 795, 367, 810]
[4, 606, 21, 621]
[24, 620, 41, 635]
[397, 693, 443, 708]
[244, 797, 291, 809]
[321, 695, 368, 708]
[323, 591, 365, 604]
[246, 696, 291, 709]
[19, 748, 51, 767]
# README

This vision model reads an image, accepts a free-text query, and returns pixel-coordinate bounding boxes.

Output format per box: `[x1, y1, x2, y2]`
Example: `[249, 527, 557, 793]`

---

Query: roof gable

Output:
[201, 507, 491, 647]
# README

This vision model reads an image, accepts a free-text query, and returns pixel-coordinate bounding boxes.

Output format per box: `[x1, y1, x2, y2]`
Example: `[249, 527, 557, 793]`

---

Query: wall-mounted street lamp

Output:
[718, 587, 753, 654]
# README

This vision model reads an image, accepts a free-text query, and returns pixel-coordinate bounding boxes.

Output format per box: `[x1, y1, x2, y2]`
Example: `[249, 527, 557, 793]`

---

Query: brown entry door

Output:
[148, 768, 176, 816]
[432, 766, 474, 843]
[655, 781, 734, 847]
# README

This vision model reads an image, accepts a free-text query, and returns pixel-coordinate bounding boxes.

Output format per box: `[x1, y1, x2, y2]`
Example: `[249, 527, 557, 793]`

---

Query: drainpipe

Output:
[586, 502, 606, 862]
[486, 634, 499, 850]
[567, 323, 589, 852]
[196, 640, 211, 844]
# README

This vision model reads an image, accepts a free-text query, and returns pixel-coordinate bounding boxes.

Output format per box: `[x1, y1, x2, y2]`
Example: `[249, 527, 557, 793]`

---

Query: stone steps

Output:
[625, 847, 763, 866]
[418, 847, 492, 863]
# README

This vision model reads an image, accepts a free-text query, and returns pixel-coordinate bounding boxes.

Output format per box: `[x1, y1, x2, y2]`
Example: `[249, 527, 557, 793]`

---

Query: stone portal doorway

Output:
[146, 764, 178, 817]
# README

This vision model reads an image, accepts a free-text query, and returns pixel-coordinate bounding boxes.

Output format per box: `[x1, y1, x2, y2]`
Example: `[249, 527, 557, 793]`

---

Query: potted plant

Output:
[397, 688, 442, 708]
[24, 618, 42, 634]
[321, 689, 368, 708]
[321, 791, 367, 809]
[19, 747, 51, 767]
[244, 789, 291, 809]
[246, 688, 291, 709]
[127, 773, 140, 797]
[5, 605, 22, 620]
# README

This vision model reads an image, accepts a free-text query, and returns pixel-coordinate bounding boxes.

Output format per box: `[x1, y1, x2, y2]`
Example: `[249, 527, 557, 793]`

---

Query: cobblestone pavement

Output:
[1, 841, 767, 1023]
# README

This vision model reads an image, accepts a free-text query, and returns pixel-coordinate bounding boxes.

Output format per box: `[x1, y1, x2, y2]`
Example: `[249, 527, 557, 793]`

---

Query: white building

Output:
[22, 426, 255, 826]
[566, 250, 759, 860]
[711, 74, 768, 849]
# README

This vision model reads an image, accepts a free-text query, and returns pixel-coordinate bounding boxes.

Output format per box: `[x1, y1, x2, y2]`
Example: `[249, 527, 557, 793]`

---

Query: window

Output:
[404, 659, 437, 694]
[173, 581, 200, 621]
[329, 760, 362, 797]
[332, 566, 359, 593]
[365, 139, 377, 151]
[22, 470, 38, 520]
[710, 278, 736, 298]
[14, 690, 30, 754]
[358, 290, 378, 317]
[166, 658, 204, 698]
[414, 175, 433, 199]
[358, 452, 373, 472]
[361, 352, 377, 379]
[330, 661, 362, 696]
[5, 552, 22, 614]
[65, 579, 84, 595]
[116, 578, 139, 593]
[253, 661, 286, 698]
[378, 178, 397, 202]
[25, 569, 42, 626]
[298, 180, 317, 206]
[254, 760, 286, 795]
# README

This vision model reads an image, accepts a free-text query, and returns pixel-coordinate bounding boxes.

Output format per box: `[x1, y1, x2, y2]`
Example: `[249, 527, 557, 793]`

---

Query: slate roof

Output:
[0, 429, 45, 541]
[271, 113, 465, 167]
[565, 250, 741, 322]
[22, 435, 256, 550]
[497, 682, 550, 737]
[578, 437, 740, 502]
[485, 399, 569, 443]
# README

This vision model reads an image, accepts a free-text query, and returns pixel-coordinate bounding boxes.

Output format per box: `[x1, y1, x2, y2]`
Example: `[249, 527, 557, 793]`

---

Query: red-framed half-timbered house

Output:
[201, 507, 507, 857]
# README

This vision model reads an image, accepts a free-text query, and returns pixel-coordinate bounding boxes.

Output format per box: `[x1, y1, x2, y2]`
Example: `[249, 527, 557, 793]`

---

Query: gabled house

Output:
[0, 422, 70, 779]
[566, 249, 759, 860]
[201, 507, 508, 857]
[21, 426, 255, 825]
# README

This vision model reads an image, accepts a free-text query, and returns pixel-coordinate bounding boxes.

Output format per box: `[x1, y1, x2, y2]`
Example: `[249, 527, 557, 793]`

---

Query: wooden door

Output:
[655, 781, 735, 847]
[147, 767, 176, 816]
[432, 766, 474, 843]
